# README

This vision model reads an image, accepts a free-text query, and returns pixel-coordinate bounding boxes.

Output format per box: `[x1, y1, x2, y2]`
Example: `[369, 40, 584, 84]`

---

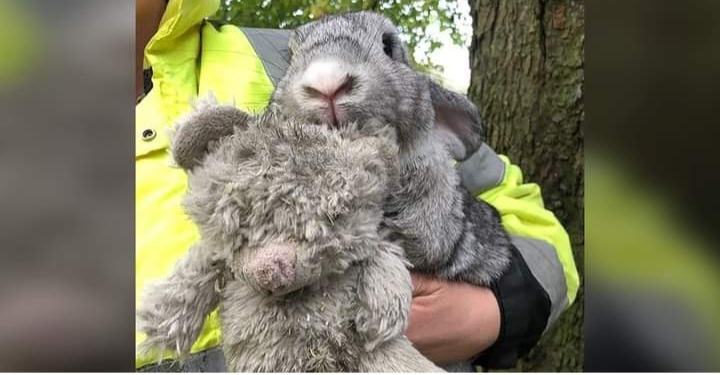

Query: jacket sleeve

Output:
[457, 144, 579, 368]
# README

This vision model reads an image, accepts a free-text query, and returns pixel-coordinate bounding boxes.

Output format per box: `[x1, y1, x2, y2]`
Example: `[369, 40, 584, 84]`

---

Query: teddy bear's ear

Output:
[171, 96, 252, 170]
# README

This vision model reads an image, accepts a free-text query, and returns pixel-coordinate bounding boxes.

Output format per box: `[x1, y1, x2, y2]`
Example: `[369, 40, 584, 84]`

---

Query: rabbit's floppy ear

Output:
[429, 79, 484, 161]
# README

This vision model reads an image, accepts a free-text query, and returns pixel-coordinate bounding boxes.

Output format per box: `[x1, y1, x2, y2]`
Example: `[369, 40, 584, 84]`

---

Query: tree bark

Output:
[467, 0, 584, 371]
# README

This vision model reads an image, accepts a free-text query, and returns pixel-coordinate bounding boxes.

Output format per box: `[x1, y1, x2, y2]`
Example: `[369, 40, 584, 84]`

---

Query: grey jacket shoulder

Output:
[459, 145, 570, 368]
[241, 28, 291, 86]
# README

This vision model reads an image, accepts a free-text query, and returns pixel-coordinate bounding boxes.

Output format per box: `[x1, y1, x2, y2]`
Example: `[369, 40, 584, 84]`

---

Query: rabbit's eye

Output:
[382, 33, 394, 58]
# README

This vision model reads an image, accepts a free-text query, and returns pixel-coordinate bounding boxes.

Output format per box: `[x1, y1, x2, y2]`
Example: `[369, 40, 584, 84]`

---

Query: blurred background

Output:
[586, 0, 720, 371]
[0, 0, 719, 371]
[0, 0, 135, 371]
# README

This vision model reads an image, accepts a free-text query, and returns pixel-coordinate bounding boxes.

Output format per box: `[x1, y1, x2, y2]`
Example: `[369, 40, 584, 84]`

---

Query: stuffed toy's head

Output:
[176, 108, 398, 296]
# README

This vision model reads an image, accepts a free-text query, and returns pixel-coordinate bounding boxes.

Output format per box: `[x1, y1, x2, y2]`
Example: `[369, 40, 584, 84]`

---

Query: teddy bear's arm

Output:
[137, 242, 223, 358]
[354, 241, 413, 351]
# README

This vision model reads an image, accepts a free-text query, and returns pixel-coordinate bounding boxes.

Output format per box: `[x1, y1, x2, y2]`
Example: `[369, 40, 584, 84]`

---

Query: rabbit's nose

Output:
[302, 75, 355, 102]
[301, 59, 356, 101]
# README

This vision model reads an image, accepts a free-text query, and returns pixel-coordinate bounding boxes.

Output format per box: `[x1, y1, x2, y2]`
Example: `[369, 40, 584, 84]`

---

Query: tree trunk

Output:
[467, 0, 584, 371]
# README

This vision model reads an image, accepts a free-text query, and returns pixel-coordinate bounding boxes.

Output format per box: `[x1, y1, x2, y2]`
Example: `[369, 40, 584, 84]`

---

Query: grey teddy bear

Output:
[137, 102, 442, 372]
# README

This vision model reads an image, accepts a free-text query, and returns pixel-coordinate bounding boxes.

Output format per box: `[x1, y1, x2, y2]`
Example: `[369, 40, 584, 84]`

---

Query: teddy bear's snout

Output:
[244, 243, 297, 293]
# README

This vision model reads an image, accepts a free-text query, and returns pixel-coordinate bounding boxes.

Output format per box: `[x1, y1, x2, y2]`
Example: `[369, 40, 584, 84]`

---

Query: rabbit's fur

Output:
[138, 105, 441, 372]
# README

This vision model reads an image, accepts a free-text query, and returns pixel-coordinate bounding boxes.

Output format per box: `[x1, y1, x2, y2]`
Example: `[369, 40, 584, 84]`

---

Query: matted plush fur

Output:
[137, 107, 441, 372]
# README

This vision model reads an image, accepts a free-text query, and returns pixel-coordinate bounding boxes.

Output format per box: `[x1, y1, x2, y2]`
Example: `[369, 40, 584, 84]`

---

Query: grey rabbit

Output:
[176, 11, 511, 287]
[138, 103, 443, 372]
[274, 12, 512, 287]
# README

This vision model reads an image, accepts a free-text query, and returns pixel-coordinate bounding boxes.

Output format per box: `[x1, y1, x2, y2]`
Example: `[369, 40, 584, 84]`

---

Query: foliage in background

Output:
[210, 0, 468, 72]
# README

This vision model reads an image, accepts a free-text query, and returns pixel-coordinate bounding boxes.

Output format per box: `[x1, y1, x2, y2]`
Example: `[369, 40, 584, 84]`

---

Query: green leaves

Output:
[208, 0, 468, 72]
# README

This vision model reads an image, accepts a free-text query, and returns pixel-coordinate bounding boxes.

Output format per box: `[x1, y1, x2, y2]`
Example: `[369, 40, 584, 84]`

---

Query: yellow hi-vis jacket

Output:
[136, 0, 579, 369]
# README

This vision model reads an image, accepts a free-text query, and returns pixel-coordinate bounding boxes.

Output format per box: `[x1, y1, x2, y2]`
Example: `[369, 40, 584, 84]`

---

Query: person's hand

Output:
[406, 272, 501, 364]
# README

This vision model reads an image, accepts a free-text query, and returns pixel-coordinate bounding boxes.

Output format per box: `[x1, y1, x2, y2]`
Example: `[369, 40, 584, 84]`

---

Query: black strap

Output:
[473, 244, 551, 369]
